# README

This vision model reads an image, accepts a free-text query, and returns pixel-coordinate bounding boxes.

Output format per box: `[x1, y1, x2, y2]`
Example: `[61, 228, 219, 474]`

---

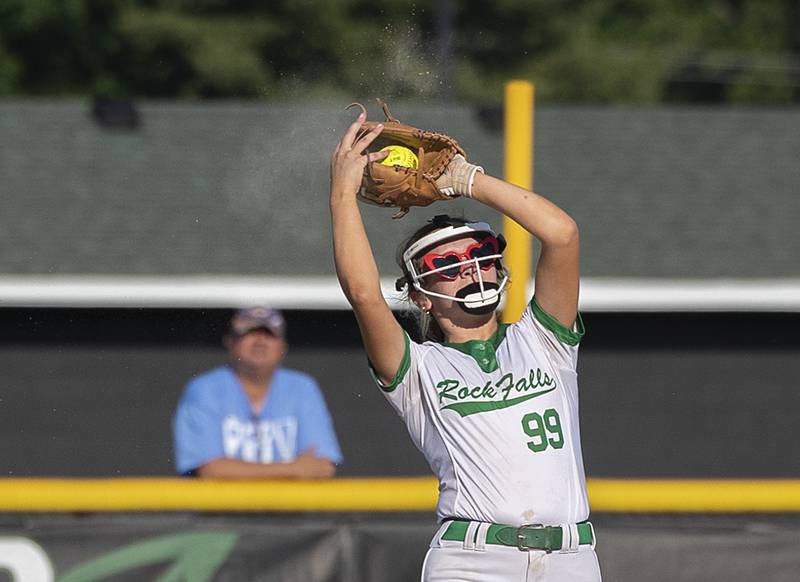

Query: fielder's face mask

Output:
[402, 222, 509, 315]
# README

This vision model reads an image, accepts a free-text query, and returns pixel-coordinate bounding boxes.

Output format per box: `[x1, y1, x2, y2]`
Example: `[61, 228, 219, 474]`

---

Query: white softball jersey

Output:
[374, 298, 589, 527]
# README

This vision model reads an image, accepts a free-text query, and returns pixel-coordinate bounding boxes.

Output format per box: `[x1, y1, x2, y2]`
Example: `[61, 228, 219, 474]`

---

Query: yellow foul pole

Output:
[501, 80, 534, 323]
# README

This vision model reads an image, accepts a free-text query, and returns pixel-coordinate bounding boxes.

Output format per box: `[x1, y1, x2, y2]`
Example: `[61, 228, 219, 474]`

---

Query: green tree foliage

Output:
[0, 0, 796, 103]
[454, 0, 800, 104]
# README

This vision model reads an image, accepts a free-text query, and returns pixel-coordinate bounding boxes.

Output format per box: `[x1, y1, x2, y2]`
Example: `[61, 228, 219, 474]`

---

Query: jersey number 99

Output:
[521, 408, 564, 453]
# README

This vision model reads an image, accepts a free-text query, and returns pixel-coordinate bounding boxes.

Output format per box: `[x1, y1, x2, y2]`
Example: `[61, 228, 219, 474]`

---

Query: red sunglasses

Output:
[421, 237, 500, 280]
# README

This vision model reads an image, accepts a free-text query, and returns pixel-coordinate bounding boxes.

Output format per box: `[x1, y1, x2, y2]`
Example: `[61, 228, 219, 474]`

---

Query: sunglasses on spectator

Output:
[421, 237, 501, 280]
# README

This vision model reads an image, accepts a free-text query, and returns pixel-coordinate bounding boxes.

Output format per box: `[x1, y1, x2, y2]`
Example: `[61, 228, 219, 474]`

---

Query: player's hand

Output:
[330, 111, 388, 202]
[291, 449, 335, 479]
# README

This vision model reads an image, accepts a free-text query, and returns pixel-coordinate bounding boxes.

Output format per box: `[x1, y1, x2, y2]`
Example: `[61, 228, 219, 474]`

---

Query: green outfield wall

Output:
[1, 514, 799, 582]
[0, 307, 797, 480]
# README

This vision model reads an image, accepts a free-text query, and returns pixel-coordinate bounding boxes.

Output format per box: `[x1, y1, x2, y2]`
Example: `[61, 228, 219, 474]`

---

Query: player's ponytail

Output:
[417, 309, 446, 343]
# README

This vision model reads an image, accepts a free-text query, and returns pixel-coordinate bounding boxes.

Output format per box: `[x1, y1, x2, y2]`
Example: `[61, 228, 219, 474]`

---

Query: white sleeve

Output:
[517, 297, 585, 370]
[368, 331, 424, 419]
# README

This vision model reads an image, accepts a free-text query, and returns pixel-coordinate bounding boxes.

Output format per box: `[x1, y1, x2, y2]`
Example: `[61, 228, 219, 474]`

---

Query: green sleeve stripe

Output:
[531, 297, 585, 346]
[368, 332, 411, 393]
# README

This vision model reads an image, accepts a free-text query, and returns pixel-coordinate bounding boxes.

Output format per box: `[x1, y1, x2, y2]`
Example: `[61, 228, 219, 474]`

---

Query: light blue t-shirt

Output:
[173, 365, 343, 475]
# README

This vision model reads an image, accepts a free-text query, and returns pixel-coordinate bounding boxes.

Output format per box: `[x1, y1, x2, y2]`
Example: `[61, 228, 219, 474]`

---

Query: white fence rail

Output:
[1, 276, 798, 311]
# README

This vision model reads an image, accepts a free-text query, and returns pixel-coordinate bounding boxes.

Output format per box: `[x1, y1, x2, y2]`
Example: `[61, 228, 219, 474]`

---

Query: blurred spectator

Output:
[173, 307, 342, 478]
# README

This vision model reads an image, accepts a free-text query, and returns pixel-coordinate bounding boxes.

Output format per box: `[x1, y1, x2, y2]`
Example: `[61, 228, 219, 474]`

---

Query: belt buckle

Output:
[516, 523, 551, 553]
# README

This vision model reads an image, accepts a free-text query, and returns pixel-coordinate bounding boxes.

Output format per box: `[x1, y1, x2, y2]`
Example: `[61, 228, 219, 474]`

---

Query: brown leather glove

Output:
[349, 99, 482, 218]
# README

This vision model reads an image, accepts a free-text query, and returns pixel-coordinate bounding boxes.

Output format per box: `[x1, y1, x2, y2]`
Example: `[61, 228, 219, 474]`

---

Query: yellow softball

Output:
[379, 145, 419, 169]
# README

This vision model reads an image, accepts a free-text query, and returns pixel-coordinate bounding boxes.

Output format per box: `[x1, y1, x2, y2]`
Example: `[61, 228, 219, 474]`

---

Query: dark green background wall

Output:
[0, 308, 797, 478]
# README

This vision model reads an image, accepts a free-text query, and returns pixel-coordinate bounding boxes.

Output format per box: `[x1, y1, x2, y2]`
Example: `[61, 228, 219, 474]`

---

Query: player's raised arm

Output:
[329, 111, 406, 385]
[470, 173, 579, 329]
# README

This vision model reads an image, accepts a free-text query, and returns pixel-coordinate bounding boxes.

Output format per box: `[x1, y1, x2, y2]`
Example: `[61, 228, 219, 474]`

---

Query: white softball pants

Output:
[421, 521, 602, 582]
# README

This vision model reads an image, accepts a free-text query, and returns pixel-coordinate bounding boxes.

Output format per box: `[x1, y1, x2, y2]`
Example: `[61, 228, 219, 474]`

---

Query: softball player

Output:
[330, 111, 601, 581]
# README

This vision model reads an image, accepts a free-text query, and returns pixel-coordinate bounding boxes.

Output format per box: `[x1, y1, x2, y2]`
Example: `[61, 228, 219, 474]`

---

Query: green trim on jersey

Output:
[368, 331, 411, 393]
[444, 324, 510, 373]
[531, 298, 585, 346]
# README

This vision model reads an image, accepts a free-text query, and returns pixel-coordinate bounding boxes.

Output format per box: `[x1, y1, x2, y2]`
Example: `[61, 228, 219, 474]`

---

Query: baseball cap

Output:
[229, 306, 286, 338]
